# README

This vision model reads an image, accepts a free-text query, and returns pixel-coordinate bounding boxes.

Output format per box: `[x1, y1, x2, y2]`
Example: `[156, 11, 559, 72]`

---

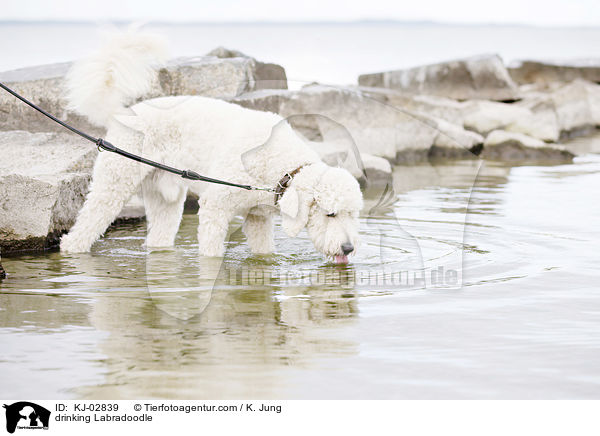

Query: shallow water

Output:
[2, 133, 599, 399]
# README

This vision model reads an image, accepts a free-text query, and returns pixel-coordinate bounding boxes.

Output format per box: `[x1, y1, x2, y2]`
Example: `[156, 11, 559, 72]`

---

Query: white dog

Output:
[60, 31, 363, 263]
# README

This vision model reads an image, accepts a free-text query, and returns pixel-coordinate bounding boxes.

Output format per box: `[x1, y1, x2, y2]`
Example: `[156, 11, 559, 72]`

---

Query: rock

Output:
[482, 130, 574, 161]
[0, 53, 287, 133]
[253, 62, 288, 90]
[228, 88, 293, 113]
[155, 56, 259, 98]
[346, 83, 599, 144]
[356, 87, 548, 147]
[507, 93, 561, 142]
[562, 130, 600, 155]
[230, 85, 483, 163]
[511, 80, 599, 141]
[360, 153, 393, 184]
[485, 129, 546, 148]
[393, 112, 484, 161]
[116, 194, 146, 223]
[0, 62, 103, 136]
[461, 100, 532, 135]
[358, 54, 519, 101]
[0, 131, 96, 253]
[287, 112, 393, 185]
[392, 116, 439, 163]
[428, 116, 484, 159]
[233, 84, 403, 159]
[155, 54, 287, 98]
[551, 80, 597, 139]
[585, 81, 600, 126]
[508, 59, 600, 85]
[357, 87, 466, 125]
[206, 46, 287, 91]
[313, 142, 392, 185]
[402, 95, 466, 126]
[205, 46, 247, 58]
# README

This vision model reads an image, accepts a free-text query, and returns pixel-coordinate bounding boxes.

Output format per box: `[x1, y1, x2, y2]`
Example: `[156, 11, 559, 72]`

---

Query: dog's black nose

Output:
[341, 243, 354, 255]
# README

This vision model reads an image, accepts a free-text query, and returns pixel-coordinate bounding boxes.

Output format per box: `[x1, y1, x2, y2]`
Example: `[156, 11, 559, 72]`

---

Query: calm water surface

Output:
[2, 134, 599, 399]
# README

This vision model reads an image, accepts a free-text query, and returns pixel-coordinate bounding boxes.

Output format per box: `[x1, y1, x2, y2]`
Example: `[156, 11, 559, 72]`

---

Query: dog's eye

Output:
[326, 212, 337, 217]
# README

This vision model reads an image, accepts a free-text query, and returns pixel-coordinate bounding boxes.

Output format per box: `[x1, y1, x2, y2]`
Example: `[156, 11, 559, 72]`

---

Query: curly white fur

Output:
[60, 30, 363, 262]
[65, 27, 167, 127]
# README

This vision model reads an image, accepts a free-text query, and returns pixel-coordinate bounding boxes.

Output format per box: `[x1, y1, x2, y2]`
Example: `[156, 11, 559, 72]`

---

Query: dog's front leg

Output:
[243, 211, 274, 254]
[143, 176, 187, 249]
[196, 189, 238, 257]
[61, 152, 152, 253]
[197, 207, 235, 257]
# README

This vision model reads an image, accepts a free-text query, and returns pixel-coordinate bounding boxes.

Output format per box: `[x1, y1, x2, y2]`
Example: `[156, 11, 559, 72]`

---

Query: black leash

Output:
[0, 82, 275, 193]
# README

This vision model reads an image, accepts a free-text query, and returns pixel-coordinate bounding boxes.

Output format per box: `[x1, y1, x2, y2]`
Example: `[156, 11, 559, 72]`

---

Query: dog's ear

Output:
[242, 121, 320, 183]
[241, 122, 291, 182]
[279, 186, 310, 237]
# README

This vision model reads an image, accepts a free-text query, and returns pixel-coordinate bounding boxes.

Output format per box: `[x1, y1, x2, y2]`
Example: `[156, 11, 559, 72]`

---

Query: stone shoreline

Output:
[0, 49, 599, 258]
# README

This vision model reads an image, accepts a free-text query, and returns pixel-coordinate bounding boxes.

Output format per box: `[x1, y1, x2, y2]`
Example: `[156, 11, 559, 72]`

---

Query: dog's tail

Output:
[65, 27, 167, 128]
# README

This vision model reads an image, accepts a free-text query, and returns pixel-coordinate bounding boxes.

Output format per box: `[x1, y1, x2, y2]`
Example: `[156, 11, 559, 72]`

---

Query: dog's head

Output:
[278, 163, 363, 264]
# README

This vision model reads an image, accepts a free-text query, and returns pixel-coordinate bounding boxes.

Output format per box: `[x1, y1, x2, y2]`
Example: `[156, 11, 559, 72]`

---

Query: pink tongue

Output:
[334, 255, 349, 264]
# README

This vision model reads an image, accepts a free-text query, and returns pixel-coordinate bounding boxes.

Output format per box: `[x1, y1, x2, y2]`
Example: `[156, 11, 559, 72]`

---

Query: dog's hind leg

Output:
[142, 174, 187, 249]
[60, 152, 152, 253]
[243, 209, 274, 254]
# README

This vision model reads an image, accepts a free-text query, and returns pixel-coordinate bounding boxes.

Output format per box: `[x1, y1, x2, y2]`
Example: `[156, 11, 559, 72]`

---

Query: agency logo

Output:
[3, 402, 50, 434]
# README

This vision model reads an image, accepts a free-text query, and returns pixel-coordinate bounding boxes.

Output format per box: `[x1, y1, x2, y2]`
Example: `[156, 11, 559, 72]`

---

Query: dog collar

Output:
[274, 166, 304, 205]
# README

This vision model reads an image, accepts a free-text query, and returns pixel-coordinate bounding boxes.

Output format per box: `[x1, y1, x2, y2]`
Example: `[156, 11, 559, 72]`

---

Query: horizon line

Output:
[0, 19, 598, 29]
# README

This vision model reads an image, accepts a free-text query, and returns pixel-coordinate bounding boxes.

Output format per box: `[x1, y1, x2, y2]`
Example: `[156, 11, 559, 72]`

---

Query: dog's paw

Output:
[198, 245, 225, 258]
[249, 245, 274, 255]
[60, 233, 91, 253]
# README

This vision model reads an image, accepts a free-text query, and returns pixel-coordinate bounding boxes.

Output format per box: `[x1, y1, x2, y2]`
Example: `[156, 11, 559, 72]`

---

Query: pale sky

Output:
[2, 0, 600, 27]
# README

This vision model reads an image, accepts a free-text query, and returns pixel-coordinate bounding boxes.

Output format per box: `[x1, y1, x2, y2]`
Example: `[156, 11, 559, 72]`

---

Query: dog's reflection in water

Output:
[143, 246, 358, 322]
[82, 249, 359, 398]
[144, 248, 222, 321]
